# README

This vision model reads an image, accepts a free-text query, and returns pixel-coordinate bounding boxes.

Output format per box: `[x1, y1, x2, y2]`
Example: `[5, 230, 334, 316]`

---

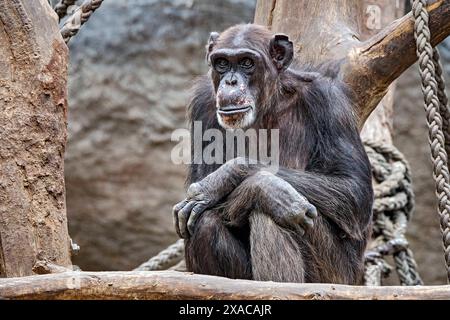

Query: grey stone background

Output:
[65, 0, 450, 284]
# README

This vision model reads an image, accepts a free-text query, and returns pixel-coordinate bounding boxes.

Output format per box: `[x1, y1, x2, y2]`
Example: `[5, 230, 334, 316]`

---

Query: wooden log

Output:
[0, 0, 72, 277]
[0, 271, 449, 300]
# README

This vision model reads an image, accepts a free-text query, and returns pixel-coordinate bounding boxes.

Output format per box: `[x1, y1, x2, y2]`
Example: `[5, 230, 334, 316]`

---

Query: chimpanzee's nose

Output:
[225, 75, 238, 86]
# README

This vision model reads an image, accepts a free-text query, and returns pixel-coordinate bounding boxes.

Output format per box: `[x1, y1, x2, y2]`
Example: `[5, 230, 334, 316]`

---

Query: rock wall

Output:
[66, 0, 256, 271]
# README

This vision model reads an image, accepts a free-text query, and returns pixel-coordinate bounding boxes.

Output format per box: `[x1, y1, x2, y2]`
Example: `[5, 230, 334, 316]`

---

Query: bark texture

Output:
[0, 271, 449, 300]
[0, 0, 72, 277]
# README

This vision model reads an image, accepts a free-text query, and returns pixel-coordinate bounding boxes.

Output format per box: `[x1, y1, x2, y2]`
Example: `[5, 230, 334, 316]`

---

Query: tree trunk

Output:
[359, 0, 404, 143]
[0, 0, 72, 277]
[255, 0, 403, 143]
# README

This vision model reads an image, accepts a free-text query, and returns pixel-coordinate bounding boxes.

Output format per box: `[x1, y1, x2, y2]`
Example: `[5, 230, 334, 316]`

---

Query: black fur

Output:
[181, 24, 373, 284]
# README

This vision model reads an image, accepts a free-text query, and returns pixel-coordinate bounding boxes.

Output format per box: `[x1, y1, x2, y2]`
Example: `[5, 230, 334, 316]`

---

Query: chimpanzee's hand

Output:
[253, 171, 318, 236]
[173, 158, 253, 238]
[173, 181, 221, 239]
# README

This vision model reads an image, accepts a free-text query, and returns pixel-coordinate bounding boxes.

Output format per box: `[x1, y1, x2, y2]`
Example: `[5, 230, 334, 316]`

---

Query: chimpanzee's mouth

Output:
[218, 105, 251, 115]
[217, 104, 256, 129]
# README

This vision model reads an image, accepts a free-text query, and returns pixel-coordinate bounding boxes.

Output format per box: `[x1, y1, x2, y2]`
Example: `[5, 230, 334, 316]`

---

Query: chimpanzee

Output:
[173, 24, 374, 284]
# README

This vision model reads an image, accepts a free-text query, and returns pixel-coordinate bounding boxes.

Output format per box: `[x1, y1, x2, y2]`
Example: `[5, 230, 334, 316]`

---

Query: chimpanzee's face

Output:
[206, 26, 293, 130]
[210, 48, 261, 129]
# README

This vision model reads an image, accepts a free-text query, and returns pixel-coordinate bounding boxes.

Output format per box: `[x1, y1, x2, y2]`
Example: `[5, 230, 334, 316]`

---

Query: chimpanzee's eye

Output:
[240, 58, 254, 69]
[214, 58, 230, 73]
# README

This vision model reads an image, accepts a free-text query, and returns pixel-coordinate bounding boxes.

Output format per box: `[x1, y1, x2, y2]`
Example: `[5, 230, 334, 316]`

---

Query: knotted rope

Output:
[363, 141, 422, 286]
[60, 0, 104, 43]
[412, 0, 450, 282]
[54, 0, 77, 20]
[134, 239, 185, 271]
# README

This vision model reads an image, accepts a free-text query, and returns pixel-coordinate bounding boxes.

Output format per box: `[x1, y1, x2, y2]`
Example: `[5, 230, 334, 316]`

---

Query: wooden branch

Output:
[345, 0, 450, 124]
[0, 0, 72, 277]
[0, 271, 449, 300]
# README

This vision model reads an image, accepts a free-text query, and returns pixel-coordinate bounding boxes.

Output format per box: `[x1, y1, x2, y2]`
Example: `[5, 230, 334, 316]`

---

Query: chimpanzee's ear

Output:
[269, 34, 293, 71]
[206, 32, 220, 65]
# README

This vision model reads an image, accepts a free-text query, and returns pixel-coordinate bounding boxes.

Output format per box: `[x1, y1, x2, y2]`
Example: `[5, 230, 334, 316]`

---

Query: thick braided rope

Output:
[413, 0, 450, 281]
[364, 261, 383, 286]
[374, 212, 421, 285]
[54, 0, 77, 20]
[363, 140, 422, 285]
[364, 140, 415, 218]
[60, 0, 104, 43]
[379, 212, 422, 285]
[134, 239, 184, 271]
[404, 248, 422, 283]
[433, 49, 450, 159]
[394, 211, 422, 284]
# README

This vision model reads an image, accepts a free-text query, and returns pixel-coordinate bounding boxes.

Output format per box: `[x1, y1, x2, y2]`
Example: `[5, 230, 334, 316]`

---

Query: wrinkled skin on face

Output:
[206, 27, 293, 129]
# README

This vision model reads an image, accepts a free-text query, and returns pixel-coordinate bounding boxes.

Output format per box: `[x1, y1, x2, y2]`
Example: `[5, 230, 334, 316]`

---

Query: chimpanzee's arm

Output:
[176, 70, 373, 241]
[174, 158, 372, 240]
[277, 169, 373, 240]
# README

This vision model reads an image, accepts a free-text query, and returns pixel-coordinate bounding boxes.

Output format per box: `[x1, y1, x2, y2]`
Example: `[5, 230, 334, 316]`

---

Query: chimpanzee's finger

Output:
[273, 213, 305, 237]
[178, 201, 197, 239]
[172, 199, 188, 238]
[305, 204, 318, 219]
[174, 199, 189, 212]
[186, 182, 201, 199]
[301, 205, 317, 232]
[294, 224, 306, 237]
[302, 216, 314, 231]
[187, 203, 207, 236]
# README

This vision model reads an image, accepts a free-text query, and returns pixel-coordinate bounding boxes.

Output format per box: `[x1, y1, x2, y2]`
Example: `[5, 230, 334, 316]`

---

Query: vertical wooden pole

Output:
[0, 0, 72, 277]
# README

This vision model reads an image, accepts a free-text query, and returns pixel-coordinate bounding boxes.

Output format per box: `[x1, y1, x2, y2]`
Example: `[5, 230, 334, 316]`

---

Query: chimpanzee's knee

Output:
[185, 210, 251, 279]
